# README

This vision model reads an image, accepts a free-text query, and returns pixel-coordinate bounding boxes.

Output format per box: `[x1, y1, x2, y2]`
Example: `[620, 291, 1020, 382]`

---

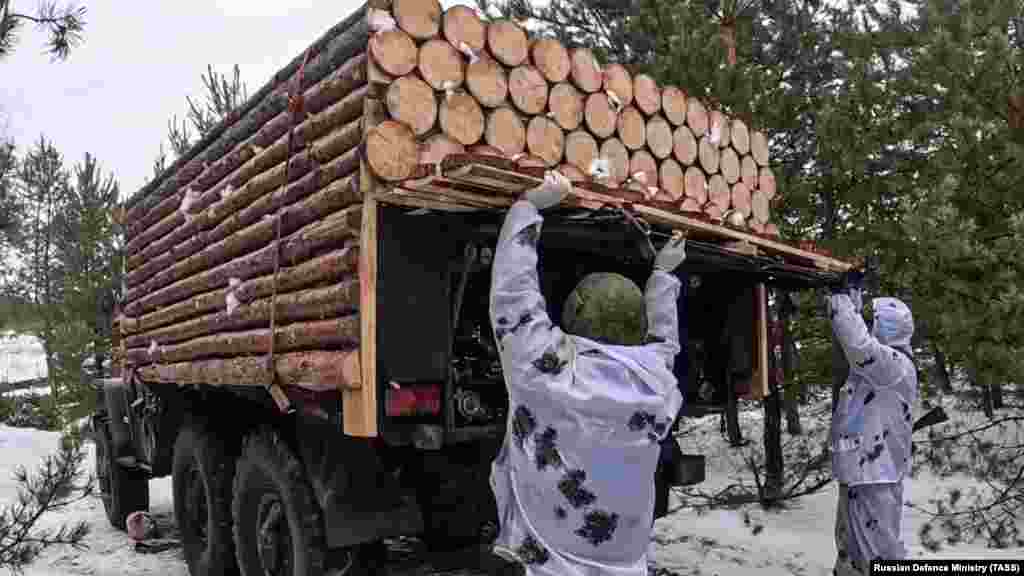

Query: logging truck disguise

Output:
[95, 3, 850, 575]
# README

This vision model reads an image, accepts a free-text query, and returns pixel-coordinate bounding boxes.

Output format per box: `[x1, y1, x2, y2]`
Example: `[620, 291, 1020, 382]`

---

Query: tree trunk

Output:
[418, 39, 465, 90]
[708, 173, 730, 212]
[725, 368, 744, 447]
[732, 119, 750, 155]
[442, 5, 486, 53]
[721, 147, 740, 184]
[369, 29, 418, 77]
[658, 158, 684, 201]
[687, 98, 708, 137]
[386, 76, 438, 137]
[646, 116, 674, 160]
[618, 106, 646, 151]
[531, 38, 571, 84]
[585, 92, 617, 139]
[138, 350, 360, 392]
[662, 86, 687, 126]
[603, 63, 634, 108]
[599, 138, 630, 187]
[684, 166, 707, 204]
[931, 344, 953, 394]
[764, 293, 784, 501]
[781, 291, 802, 435]
[565, 131, 599, 174]
[731, 182, 752, 219]
[485, 107, 526, 157]
[698, 136, 720, 174]
[759, 166, 777, 199]
[751, 131, 770, 166]
[466, 54, 510, 108]
[366, 120, 420, 181]
[991, 382, 1004, 410]
[672, 125, 698, 165]
[420, 134, 466, 166]
[392, 0, 442, 40]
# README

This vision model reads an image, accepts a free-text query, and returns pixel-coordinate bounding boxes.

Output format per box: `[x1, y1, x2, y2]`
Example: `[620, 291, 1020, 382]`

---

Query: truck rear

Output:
[94, 2, 849, 575]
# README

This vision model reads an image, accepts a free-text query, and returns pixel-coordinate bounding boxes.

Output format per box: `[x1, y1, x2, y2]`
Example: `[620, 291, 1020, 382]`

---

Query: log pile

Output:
[119, 6, 370, 397]
[362, 1, 781, 236]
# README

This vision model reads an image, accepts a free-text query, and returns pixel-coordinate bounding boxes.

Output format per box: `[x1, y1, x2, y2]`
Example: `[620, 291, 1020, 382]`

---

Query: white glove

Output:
[522, 170, 571, 210]
[654, 234, 686, 272]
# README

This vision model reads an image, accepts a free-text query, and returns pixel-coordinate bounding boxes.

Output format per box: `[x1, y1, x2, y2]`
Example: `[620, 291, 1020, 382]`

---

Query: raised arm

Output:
[642, 270, 682, 366]
[489, 200, 562, 368]
[830, 291, 908, 387]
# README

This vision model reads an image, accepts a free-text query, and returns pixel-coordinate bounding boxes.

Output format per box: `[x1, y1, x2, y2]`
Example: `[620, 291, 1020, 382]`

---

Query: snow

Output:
[0, 334, 46, 385]
[0, 399, 1019, 575]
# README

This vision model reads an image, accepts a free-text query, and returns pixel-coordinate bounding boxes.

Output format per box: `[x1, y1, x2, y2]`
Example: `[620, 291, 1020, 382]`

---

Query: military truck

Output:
[94, 2, 849, 575]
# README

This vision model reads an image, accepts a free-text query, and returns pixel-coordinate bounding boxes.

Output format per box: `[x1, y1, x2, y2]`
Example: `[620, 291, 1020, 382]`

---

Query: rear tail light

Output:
[385, 383, 442, 417]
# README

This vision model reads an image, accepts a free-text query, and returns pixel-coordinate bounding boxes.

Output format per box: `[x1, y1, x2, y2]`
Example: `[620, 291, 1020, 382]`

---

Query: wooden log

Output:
[681, 198, 702, 213]
[386, 75, 437, 136]
[565, 130, 598, 173]
[420, 133, 466, 165]
[548, 82, 584, 131]
[708, 173, 730, 211]
[558, 163, 586, 181]
[124, 203, 362, 317]
[509, 65, 549, 115]
[731, 118, 750, 155]
[127, 281, 360, 349]
[751, 130, 770, 166]
[127, 86, 366, 263]
[487, 20, 528, 67]
[125, 9, 369, 228]
[617, 106, 646, 151]
[731, 181, 752, 218]
[127, 121, 363, 286]
[468, 144, 503, 156]
[138, 350, 360, 392]
[526, 116, 565, 167]
[599, 137, 630, 186]
[741, 154, 758, 190]
[570, 48, 603, 93]
[419, 39, 465, 90]
[370, 29, 418, 77]
[466, 54, 508, 108]
[603, 63, 633, 108]
[366, 120, 420, 181]
[687, 98, 709, 137]
[584, 92, 617, 138]
[126, 170, 362, 305]
[672, 125, 698, 166]
[392, 0, 442, 40]
[121, 246, 358, 336]
[126, 69, 366, 256]
[748, 219, 766, 234]
[684, 166, 707, 204]
[646, 115, 673, 160]
[634, 74, 661, 116]
[629, 150, 658, 193]
[764, 222, 780, 237]
[698, 136, 720, 174]
[721, 147, 740, 184]
[709, 110, 731, 148]
[443, 5, 486, 53]
[658, 158, 684, 201]
[485, 107, 526, 156]
[440, 91, 485, 145]
[531, 38, 571, 83]
[662, 86, 687, 127]
[759, 166, 776, 199]
[751, 189, 770, 224]
[704, 202, 725, 222]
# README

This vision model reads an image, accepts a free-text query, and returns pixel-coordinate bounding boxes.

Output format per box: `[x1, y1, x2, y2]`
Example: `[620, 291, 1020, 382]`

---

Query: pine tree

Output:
[167, 64, 249, 157]
[0, 1, 86, 61]
[0, 432, 93, 573]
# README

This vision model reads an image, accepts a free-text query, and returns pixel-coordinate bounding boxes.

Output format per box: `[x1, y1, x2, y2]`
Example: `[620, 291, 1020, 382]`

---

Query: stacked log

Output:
[362, 2, 781, 234]
[119, 6, 370, 393]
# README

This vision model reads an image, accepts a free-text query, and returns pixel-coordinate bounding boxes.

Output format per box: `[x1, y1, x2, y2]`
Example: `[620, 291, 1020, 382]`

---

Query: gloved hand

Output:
[654, 234, 687, 272]
[522, 170, 572, 210]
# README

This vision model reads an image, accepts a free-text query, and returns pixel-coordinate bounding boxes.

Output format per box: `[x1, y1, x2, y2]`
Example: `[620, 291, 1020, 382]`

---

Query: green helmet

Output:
[562, 272, 647, 346]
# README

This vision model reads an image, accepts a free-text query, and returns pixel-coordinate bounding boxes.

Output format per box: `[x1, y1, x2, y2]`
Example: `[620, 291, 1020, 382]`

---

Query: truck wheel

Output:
[232, 429, 325, 576]
[95, 421, 149, 530]
[172, 423, 238, 576]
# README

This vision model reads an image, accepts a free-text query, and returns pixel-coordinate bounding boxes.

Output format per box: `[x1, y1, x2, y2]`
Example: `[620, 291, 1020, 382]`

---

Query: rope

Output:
[265, 48, 312, 414]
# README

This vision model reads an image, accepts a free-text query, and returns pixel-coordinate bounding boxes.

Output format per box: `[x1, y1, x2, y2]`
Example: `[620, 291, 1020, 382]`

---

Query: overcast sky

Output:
[1, 0, 463, 201]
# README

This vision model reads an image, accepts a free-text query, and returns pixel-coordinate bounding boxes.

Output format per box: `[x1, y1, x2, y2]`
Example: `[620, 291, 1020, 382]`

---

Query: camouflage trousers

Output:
[834, 482, 907, 576]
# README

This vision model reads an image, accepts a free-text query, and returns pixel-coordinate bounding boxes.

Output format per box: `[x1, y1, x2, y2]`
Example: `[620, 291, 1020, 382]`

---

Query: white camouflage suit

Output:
[829, 291, 918, 575]
[488, 200, 684, 576]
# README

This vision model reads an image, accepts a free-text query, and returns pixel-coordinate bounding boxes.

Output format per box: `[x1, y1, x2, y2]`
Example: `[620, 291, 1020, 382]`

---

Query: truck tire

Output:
[232, 429, 326, 576]
[95, 421, 149, 530]
[172, 423, 238, 576]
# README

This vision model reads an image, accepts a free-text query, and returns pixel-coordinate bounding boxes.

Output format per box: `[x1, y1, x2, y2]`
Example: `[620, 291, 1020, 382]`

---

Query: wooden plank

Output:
[345, 55, 384, 437]
[441, 159, 851, 271]
[378, 191, 481, 212]
[746, 284, 770, 401]
[633, 205, 852, 272]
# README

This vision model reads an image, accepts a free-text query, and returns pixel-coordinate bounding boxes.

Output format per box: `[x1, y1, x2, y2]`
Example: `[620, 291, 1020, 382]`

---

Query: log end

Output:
[366, 120, 420, 181]
[370, 29, 418, 77]
[531, 37, 571, 83]
[392, 0, 443, 40]
[487, 19, 529, 67]
[570, 48, 603, 93]
[442, 5, 487, 53]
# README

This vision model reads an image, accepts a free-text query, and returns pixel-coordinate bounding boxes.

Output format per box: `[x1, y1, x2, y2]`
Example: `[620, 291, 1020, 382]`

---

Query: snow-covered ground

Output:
[0, 334, 46, 386]
[0, 398, 1020, 575]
